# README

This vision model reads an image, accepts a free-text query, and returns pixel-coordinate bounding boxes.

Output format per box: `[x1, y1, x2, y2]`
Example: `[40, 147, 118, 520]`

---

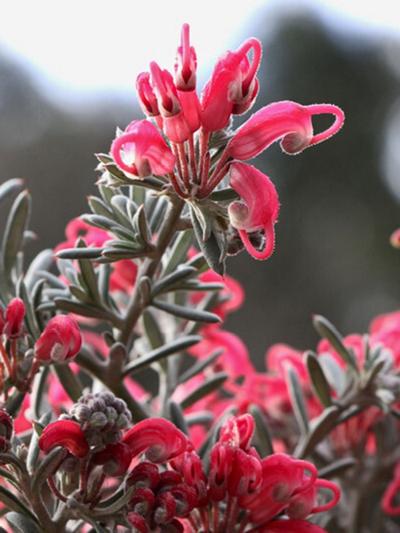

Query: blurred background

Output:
[1, 0, 400, 366]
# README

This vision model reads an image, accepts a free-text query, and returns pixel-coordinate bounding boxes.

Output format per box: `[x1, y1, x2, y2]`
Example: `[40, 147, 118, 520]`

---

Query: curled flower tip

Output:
[34, 315, 82, 363]
[111, 119, 175, 177]
[287, 478, 340, 520]
[390, 228, 400, 249]
[136, 72, 160, 118]
[220, 414, 255, 450]
[123, 418, 188, 463]
[4, 297, 25, 338]
[228, 162, 279, 260]
[232, 37, 262, 115]
[227, 100, 345, 160]
[382, 464, 400, 516]
[39, 420, 89, 458]
[175, 23, 197, 90]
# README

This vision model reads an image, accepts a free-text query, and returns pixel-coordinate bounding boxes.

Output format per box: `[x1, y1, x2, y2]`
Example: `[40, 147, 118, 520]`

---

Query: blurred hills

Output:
[0, 14, 399, 364]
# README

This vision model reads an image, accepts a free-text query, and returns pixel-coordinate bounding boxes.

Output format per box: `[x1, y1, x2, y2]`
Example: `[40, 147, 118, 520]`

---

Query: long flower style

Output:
[111, 23, 344, 261]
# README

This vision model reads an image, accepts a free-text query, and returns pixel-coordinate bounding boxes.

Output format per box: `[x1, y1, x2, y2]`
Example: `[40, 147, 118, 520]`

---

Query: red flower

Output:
[39, 420, 89, 458]
[92, 442, 132, 476]
[228, 162, 280, 260]
[227, 100, 344, 160]
[4, 298, 25, 338]
[111, 119, 175, 177]
[382, 463, 400, 516]
[34, 315, 82, 363]
[262, 520, 329, 533]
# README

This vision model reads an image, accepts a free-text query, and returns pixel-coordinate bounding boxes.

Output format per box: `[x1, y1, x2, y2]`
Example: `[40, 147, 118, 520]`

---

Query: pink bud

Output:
[123, 418, 188, 463]
[4, 298, 25, 338]
[111, 119, 176, 178]
[219, 414, 255, 451]
[227, 101, 345, 160]
[136, 72, 160, 118]
[201, 38, 262, 132]
[150, 62, 191, 142]
[228, 162, 279, 260]
[390, 228, 400, 249]
[34, 315, 82, 363]
[39, 420, 89, 458]
[174, 23, 197, 91]
[127, 461, 160, 490]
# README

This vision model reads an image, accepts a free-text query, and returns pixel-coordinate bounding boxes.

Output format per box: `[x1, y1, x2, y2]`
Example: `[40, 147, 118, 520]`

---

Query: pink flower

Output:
[92, 442, 132, 476]
[227, 100, 344, 160]
[39, 420, 89, 458]
[34, 315, 82, 363]
[201, 37, 262, 132]
[111, 119, 175, 177]
[3, 298, 25, 338]
[390, 228, 400, 249]
[174, 23, 201, 133]
[262, 520, 329, 533]
[123, 418, 188, 463]
[228, 162, 280, 260]
[136, 72, 160, 119]
[370, 310, 400, 367]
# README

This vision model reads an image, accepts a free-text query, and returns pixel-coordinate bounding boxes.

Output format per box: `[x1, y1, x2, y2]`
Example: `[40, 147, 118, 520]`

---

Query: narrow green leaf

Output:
[31, 367, 49, 419]
[152, 299, 221, 324]
[6, 512, 41, 533]
[180, 372, 227, 409]
[209, 188, 239, 202]
[163, 230, 194, 277]
[88, 195, 113, 217]
[76, 239, 101, 303]
[313, 315, 358, 371]
[53, 364, 83, 402]
[32, 448, 67, 493]
[250, 404, 274, 457]
[0, 178, 24, 204]
[0, 488, 38, 524]
[286, 366, 309, 435]
[168, 401, 189, 435]
[2, 190, 31, 284]
[318, 457, 357, 479]
[305, 351, 332, 407]
[24, 249, 53, 290]
[54, 298, 115, 323]
[178, 349, 222, 385]
[16, 278, 40, 339]
[151, 266, 197, 297]
[6, 392, 25, 417]
[123, 335, 201, 376]
[57, 247, 103, 260]
[27, 412, 52, 476]
[190, 207, 225, 275]
[295, 406, 340, 458]
[132, 205, 151, 244]
[142, 309, 164, 349]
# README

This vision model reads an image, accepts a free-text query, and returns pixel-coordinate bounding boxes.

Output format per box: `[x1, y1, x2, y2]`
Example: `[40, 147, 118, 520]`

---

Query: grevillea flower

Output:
[39, 420, 89, 458]
[3, 298, 25, 338]
[92, 442, 132, 476]
[201, 37, 262, 131]
[111, 119, 175, 177]
[123, 418, 188, 462]
[228, 162, 279, 260]
[34, 315, 82, 363]
[227, 100, 344, 160]
[0, 409, 13, 452]
[390, 228, 400, 248]
[261, 520, 329, 532]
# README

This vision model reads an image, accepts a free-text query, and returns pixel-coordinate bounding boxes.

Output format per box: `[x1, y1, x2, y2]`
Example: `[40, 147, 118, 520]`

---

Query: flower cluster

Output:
[37, 398, 338, 532]
[110, 24, 344, 261]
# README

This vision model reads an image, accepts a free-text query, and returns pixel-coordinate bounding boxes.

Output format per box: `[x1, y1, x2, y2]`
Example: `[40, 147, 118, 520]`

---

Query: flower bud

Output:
[4, 298, 25, 338]
[111, 119, 175, 178]
[34, 315, 82, 363]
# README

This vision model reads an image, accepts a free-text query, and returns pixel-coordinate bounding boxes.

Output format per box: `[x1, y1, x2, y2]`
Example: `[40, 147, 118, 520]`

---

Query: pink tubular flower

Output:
[92, 442, 132, 476]
[123, 418, 188, 463]
[4, 298, 25, 338]
[227, 100, 344, 160]
[228, 162, 280, 260]
[39, 420, 89, 458]
[201, 37, 262, 131]
[34, 315, 82, 363]
[150, 62, 191, 142]
[111, 119, 175, 177]
[136, 72, 160, 119]
[174, 23, 201, 133]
